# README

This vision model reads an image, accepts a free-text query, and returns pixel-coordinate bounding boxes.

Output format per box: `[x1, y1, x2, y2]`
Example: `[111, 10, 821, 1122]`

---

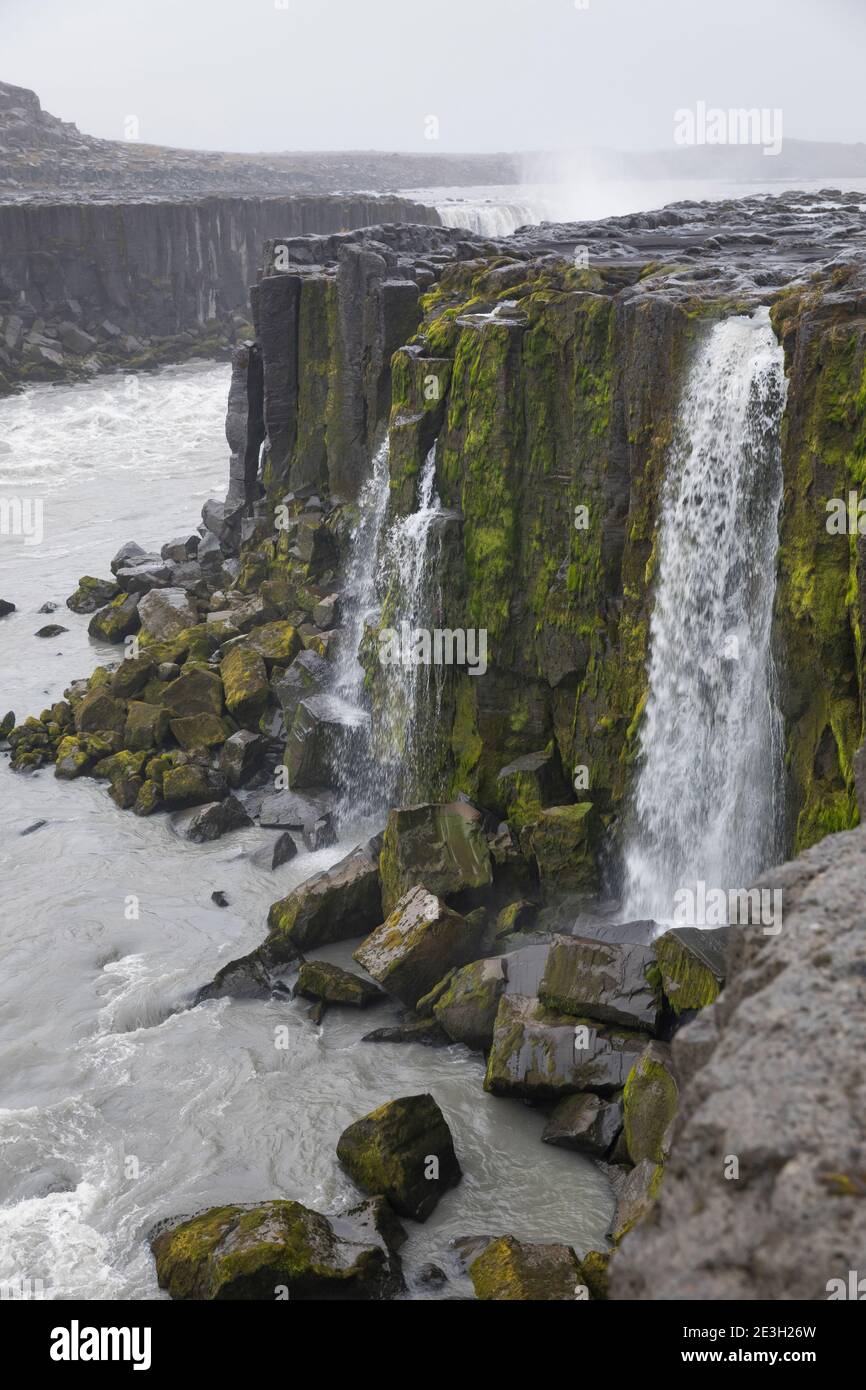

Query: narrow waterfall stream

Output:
[621, 308, 788, 925]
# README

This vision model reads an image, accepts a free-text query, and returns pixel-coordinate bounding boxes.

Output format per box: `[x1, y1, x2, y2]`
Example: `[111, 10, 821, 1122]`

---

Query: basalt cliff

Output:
[4, 191, 866, 1299]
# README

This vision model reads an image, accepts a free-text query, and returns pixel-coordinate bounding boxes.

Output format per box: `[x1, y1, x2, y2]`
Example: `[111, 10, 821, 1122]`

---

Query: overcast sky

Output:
[3, 0, 864, 153]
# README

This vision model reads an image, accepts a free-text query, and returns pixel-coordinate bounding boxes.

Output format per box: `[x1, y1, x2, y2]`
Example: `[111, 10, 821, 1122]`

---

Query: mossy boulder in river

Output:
[466, 1235, 585, 1301]
[379, 801, 493, 915]
[539, 934, 661, 1032]
[73, 687, 127, 737]
[124, 701, 171, 752]
[652, 926, 727, 1015]
[623, 1040, 678, 1165]
[241, 620, 302, 669]
[354, 886, 485, 1008]
[265, 841, 382, 958]
[66, 575, 121, 614]
[150, 1197, 403, 1300]
[220, 645, 269, 725]
[158, 666, 224, 718]
[336, 1093, 461, 1221]
[87, 592, 140, 643]
[296, 960, 381, 1008]
[170, 712, 233, 752]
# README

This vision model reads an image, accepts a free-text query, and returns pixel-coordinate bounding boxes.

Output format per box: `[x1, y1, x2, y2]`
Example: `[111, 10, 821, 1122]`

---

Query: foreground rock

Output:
[336, 1094, 461, 1221]
[464, 1235, 585, 1301]
[354, 886, 485, 1008]
[151, 1197, 404, 1300]
[612, 829, 866, 1299]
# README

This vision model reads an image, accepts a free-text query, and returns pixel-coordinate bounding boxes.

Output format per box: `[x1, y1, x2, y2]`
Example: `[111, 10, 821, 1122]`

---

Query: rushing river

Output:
[0, 362, 613, 1301]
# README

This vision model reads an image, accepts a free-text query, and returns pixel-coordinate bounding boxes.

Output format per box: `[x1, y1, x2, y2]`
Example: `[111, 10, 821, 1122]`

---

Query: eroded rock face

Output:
[336, 1093, 461, 1221]
[150, 1197, 404, 1300]
[612, 828, 866, 1300]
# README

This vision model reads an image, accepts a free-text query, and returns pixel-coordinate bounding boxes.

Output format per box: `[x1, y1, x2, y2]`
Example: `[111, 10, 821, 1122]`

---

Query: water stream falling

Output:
[620, 308, 787, 925]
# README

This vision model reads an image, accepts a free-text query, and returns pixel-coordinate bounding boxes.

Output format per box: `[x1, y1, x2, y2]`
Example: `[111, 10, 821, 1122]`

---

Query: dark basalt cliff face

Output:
[0, 194, 439, 391]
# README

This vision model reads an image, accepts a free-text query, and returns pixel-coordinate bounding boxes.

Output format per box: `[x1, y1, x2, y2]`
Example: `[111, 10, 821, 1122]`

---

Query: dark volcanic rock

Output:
[336, 1093, 461, 1221]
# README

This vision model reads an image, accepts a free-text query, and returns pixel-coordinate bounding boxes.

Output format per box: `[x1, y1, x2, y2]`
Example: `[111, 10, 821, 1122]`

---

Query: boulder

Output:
[35, 624, 68, 638]
[116, 560, 174, 593]
[161, 535, 200, 564]
[0, 599, 15, 617]
[163, 764, 223, 809]
[259, 786, 335, 831]
[271, 649, 331, 726]
[296, 960, 381, 1008]
[179, 794, 253, 844]
[353, 886, 485, 1008]
[54, 735, 92, 779]
[195, 949, 284, 1003]
[484, 994, 646, 1100]
[522, 803, 598, 898]
[87, 592, 140, 642]
[622, 1041, 678, 1165]
[336, 1094, 461, 1221]
[109, 654, 156, 699]
[652, 927, 728, 1015]
[220, 646, 269, 725]
[379, 802, 493, 916]
[158, 666, 223, 718]
[539, 935, 661, 1032]
[495, 748, 572, 829]
[170, 713, 232, 752]
[302, 814, 336, 853]
[73, 687, 126, 736]
[466, 1235, 584, 1301]
[151, 1197, 402, 1300]
[265, 841, 382, 958]
[432, 956, 506, 1051]
[242, 622, 302, 669]
[66, 576, 120, 614]
[542, 1093, 624, 1157]
[611, 1158, 665, 1242]
[285, 694, 369, 789]
[138, 588, 198, 641]
[219, 730, 264, 787]
[362, 1018, 450, 1047]
[124, 701, 171, 752]
[110, 541, 147, 575]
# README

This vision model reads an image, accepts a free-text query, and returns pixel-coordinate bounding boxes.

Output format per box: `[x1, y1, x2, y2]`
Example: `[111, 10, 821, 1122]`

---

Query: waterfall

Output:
[373, 443, 447, 801]
[620, 307, 787, 926]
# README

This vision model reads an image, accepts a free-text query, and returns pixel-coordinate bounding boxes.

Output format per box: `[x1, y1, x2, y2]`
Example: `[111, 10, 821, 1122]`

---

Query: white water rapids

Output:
[0, 363, 613, 1300]
[621, 309, 787, 924]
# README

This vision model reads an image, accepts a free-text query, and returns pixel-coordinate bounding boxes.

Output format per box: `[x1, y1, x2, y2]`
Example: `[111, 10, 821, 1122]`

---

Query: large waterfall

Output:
[621, 308, 787, 925]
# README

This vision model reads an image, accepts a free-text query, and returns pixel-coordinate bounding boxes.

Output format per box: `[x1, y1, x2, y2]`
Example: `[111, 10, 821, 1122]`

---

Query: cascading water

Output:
[620, 307, 787, 925]
[373, 443, 447, 801]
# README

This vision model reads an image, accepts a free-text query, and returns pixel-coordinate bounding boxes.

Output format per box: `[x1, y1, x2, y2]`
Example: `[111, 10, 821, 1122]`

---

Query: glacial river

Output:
[0, 361, 613, 1300]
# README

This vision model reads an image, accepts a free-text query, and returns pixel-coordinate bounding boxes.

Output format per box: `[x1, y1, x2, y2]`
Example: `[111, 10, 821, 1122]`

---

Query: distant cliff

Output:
[0, 194, 440, 391]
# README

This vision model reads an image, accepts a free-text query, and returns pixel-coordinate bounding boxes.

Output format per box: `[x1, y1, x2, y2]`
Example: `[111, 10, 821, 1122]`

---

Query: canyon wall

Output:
[0, 194, 439, 391]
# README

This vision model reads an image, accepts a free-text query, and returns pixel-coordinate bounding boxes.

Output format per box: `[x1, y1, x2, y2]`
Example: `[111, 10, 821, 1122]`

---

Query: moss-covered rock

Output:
[162, 763, 218, 809]
[109, 654, 156, 700]
[336, 1093, 461, 1221]
[54, 734, 93, 778]
[522, 803, 598, 899]
[353, 886, 485, 1008]
[495, 748, 572, 829]
[623, 1040, 678, 1165]
[466, 1235, 584, 1301]
[242, 621, 302, 668]
[170, 712, 233, 753]
[73, 687, 127, 737]
[124, 701, 171, 752]
[432, 956, 505, 1051]
[220, 645, 269, 725]
[265, 842, 382, 958]
[295, 960, 381, 1008]
[652, 926, 727, 1015]
[158, 666, 224, 718]
[539, 934, 662, 1032]
[87, 592, 140, 642]
[151, 1198, 402, 1300]
[379, 802, 493, 916]
[484, 993, 646, 1100]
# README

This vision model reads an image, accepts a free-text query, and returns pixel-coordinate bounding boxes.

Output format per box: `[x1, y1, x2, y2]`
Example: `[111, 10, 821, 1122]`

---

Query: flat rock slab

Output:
[484, 993, 647, 1100]
[539, 934, 661, 1032]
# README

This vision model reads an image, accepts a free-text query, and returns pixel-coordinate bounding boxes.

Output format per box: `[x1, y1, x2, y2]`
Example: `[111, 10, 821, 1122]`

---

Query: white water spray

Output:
[621, 308, 787, 925]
